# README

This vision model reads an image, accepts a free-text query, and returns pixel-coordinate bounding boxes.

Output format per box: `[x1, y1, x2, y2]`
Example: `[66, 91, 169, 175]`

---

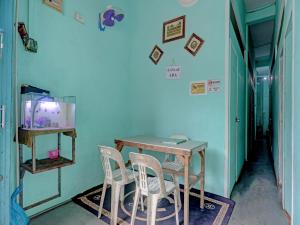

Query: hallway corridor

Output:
[229, 140, 288, 225]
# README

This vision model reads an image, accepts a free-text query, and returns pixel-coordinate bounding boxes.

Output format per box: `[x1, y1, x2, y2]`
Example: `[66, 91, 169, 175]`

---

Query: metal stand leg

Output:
[19, 144, 24, 207]
[200, 150, 205, 209]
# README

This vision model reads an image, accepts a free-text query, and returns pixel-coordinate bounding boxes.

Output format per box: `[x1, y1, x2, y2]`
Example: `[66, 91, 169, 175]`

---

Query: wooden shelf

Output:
[18, 127, 76, 210]
[21, 156, 74, 174]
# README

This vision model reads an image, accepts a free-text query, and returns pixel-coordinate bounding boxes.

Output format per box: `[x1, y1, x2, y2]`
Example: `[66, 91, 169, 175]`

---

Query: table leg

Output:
[199, 150, 205, 209]
[184, 155, 190, 225]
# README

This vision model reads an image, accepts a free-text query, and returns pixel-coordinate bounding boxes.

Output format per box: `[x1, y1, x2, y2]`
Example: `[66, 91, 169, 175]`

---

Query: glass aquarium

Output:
[21, 93, 76, 130]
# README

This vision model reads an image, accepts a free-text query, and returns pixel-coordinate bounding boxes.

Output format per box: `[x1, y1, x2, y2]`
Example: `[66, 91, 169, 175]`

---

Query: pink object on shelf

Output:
[48, 149, 60, 159]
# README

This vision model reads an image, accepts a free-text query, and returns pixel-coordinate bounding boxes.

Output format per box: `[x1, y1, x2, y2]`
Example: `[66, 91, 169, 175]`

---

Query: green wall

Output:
[256, 77, 270, 134]
[127, 0, 226, 196]
[271, 0, 294, 218]
[231, 0, 246, 43]
[228, 22, 246, 195]
[294, 0, 300, 222]
[14, 0, 240, 216]
[16, 0, 131, 215]
[0, 0, 14, 223]
[271, 59, 280, 180]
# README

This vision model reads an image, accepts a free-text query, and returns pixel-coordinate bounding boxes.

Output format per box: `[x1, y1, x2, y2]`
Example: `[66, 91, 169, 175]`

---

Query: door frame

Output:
[282, 11, 294, 216]
[0, 0, 14, 224]
[228, 37, 238, 189]
[234, 44, 239, 182]
[278, 46, 285, 207]
[229, 32, 244, 192]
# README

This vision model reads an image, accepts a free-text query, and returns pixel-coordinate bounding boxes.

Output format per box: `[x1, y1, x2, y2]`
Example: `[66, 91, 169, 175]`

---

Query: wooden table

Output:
[115, 135, 208, 225]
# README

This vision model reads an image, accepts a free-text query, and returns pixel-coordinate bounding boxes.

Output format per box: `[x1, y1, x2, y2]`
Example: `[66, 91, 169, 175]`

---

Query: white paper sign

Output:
[208, 80, 221, 93]
[166, 66, 181, 79]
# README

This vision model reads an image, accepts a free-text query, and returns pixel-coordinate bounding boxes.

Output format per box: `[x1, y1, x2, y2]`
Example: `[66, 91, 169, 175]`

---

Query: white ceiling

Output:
[244, 0, 276, 12]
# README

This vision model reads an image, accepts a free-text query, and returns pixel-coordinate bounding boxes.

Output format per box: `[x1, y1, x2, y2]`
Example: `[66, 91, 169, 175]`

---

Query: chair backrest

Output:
[98, 146, 128, 183]
[129, 152, 166, 196]
[165, 134, 189, 162]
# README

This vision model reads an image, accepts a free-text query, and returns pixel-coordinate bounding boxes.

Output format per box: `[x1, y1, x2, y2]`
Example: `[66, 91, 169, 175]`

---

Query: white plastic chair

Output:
[129, 152, 179, 225]
[98, 146, 136, 225]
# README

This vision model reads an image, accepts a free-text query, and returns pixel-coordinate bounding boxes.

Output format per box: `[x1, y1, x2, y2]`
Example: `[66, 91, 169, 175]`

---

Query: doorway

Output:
[0, 0, 13, 224]
[282, 16, 293, 215]
[229, 22, 246, 193]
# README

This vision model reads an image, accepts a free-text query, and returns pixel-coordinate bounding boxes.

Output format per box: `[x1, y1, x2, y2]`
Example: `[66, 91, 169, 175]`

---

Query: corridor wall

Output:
[292, 0, 300, 224]
[272, 0, 295, 219]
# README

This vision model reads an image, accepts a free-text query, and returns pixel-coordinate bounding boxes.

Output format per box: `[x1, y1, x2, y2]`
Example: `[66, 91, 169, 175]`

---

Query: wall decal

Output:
[74, 12, 85, 24]
[208, 80, 221, 93]
[43, 0, 63, 13]
[98, 5, 125, 32]
[149, 45, 164, 65]
[184, 33, 204, 56]
[190, 81, 207, 95]
[163, 16, 185, 43]
[166, 65, 181, 79]
[178, 0, 199, 7]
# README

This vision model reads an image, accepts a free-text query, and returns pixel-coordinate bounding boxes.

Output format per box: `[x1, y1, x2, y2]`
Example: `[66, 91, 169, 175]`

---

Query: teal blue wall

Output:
[231, 0, 246, 43]
[228, 22, 246, 195]
[293, 0, 300, 224]
[271, 0, 294, 218]
[14, 0, 238, 216]
[256, 80, 263, 127]
[262, 78, 270, 134]
[16, 0, 131, 215]
[227, 0, 246, 195]
[0, 0, 14, 224]
[256, 77, 270, 134]
[271, 58, 280, 180]
[127, 0, 226, 196]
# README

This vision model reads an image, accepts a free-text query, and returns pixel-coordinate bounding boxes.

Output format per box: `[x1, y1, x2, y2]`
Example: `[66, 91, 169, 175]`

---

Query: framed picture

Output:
[190, 81, 207, 95]
[184, 33, 205, 56]
[163, 16, 185, 43]
[43, 0, 63, 13]
[149, 45, 164, 65]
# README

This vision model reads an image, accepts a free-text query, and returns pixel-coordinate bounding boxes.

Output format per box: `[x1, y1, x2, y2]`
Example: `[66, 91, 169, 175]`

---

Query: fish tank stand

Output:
[17, 128, 76, 211]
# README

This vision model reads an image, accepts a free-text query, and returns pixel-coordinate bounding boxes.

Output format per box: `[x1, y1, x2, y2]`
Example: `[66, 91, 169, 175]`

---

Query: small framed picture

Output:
[163, 16, 185, 43]
[149, 45, 164, 65]
[43, 0, 63, 13]
[190, 81, 207, 95]
[184, 33, 205, 56]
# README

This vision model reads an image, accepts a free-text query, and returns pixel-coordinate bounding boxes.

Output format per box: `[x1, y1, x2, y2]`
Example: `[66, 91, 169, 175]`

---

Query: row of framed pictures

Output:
[150, 32, 204, 65]
[150, 15, 204, 65]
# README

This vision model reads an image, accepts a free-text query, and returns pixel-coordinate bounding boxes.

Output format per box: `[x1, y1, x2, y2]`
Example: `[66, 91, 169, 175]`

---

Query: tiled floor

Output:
[30, 140, 288, 225]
